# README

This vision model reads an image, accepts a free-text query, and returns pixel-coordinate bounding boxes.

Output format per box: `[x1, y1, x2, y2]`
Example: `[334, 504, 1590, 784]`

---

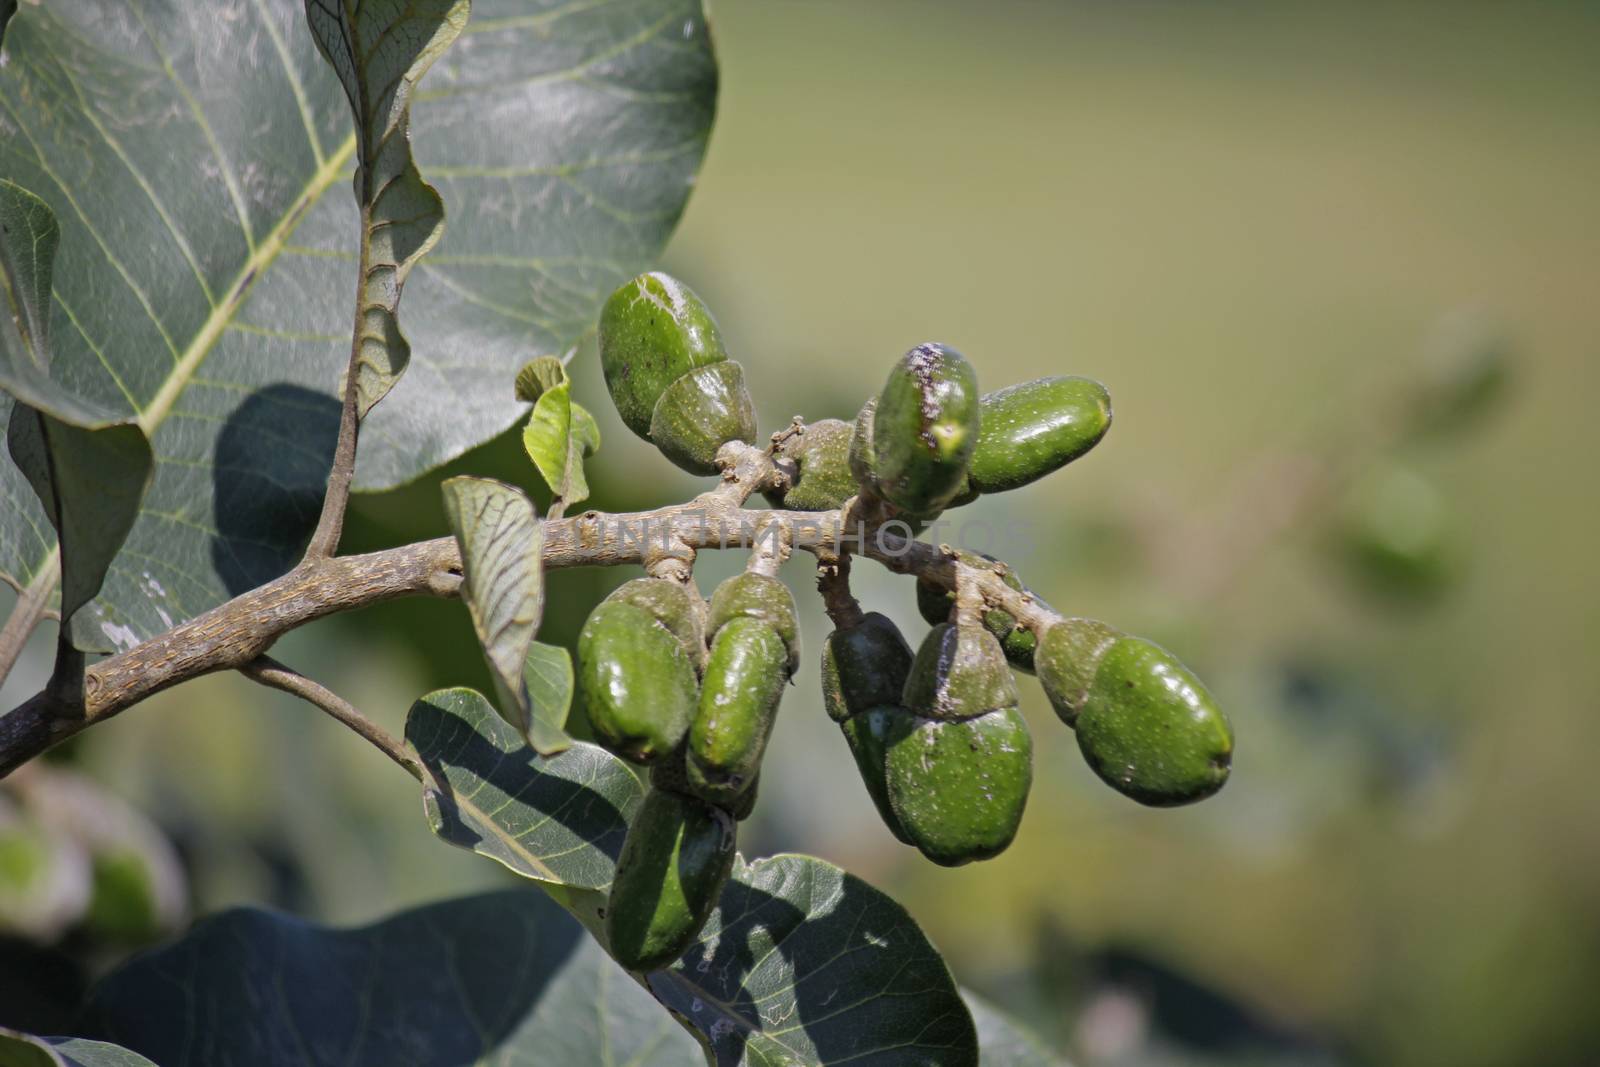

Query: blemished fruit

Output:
[870, 343, 980, 515]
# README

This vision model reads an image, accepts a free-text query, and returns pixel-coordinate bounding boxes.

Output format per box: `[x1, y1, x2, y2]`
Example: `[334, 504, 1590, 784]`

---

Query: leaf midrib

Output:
[137, 133, 357, 435]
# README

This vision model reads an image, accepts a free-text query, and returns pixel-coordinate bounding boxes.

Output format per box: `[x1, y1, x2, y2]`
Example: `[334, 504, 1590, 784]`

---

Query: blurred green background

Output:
[4, 2, 1599, 1064]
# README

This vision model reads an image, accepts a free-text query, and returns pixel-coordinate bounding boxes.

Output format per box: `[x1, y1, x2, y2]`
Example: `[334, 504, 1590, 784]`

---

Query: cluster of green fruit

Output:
[582, 272, 1233, 972]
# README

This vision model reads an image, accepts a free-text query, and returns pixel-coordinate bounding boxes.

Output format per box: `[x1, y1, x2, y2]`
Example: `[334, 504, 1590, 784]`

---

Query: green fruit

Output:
[886, 707, 1032, 866]
[848, 396, 879, 495]
[841, 704, 916, 844]
[598, 272, 757, 475]
[577, 600, 698, 763]
[707, 572, 800, 675]
[607, 576, 706, 670]
[606, 788, 736, 972]
[1036, 619, 1232, 806]
[652, 750, 761, 821]
[914, 558, 1041, 673]
[967, 377, 1111, 494]
[902, 622, 1019, 722]
[821, 612, 914, 723]
[687, 617, 789, 807]
[765, 418, 857, 511]
[871, 343, 980, 515]
[649, 361, 759, 475]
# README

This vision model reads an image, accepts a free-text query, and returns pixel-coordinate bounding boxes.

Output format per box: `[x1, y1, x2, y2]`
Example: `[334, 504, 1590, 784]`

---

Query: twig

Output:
[0, 553, 58, 687]
[0, 447, 1066, 776]
[303, 347, 363, 561]
[239, 656, 421, 780]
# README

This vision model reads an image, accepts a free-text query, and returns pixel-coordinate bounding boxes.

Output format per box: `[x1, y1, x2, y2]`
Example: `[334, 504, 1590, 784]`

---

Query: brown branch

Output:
[0, 446, 1066, 777]
[239, 656, 421, 780]
[0, 552, 58, 687]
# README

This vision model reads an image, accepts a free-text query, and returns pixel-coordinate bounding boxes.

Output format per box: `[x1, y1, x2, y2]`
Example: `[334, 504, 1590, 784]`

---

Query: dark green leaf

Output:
[964, 991, 1072, 1066]
[0, 0, 715, 649]
[0, 182, 151, 628]
[76, 889, 701, 1067]
[404, 687, 641, 889]
[646, 853, 979, 1067]
[440, 476, 553, 748]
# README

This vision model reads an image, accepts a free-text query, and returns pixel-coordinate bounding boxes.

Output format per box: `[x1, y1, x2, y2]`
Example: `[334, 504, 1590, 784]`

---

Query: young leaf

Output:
[0, 0, 715, 650]
[404, 687, 641, 890]
[75, 890, 701, 1067]
[647, 854, 980, 1066]
[524, 640, 575, 737]
[0, 182, 152, 632]
[440, 477, 567, 751]
[304, 0, 465, 416]
[519, 357, 598, 515]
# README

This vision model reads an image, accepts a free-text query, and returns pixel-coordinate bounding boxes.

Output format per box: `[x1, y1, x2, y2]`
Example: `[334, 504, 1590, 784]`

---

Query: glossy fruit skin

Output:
[902, 622, 1019, 721]
[598, 272, 757, 475]
[577, 601, 698, 764]
[1037, 619, 1233, 806]
[967, 377, 1112, 494]
[886, 623, 1031, 865]
[886, 707, 1032, 867]
[914, 558, 1040, 673]
[706, 573, 800, 676]
[765, 418, 857, 511]
[608, 577, 706, 671]
[871, 343, 980, 515]
[649, 361, 758, 476]
[606, 788, 736, 972]
[687, 617, 789, 808]
[821, 612, 914, 724]
[841, 704, 916, 844]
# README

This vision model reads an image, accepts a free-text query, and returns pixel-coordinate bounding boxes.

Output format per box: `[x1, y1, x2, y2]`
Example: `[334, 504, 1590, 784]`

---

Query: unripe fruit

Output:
[887, 623, 1031, 865]
[577, 600, 697, 763]
[598, 272, 757, 475]
[900, 622, 1018, 722]
[821, 611, 914, 724]
[848, 396, 879, 495]
[967, 377, 1111, 494]
[650, 749, 761, 822]
[688, 617, 789, 808]
[764, 418, 856, 512]
[871, 343, 980, 515]
[914, 556, 1041, 673]
[706, 573, 800, 676]
[840, 704, 915, 844]
[607, 576, 706, 672]
[885, 707, 1032, 867]
[1036, 619, 1232, 806]
[822, 613, 918, 843]
[606, 788, 735, 972]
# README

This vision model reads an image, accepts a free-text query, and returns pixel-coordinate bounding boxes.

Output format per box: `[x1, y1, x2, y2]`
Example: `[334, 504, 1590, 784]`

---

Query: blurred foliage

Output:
[3, 1, 1600, 1064]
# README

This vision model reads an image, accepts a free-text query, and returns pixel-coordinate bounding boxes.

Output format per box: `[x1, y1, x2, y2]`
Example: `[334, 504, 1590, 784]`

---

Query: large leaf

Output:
[75, 889, 702, 1067]
[404, 686, 641, 890]
[647, 854, 979, 1067]
[0, 1031, 157, 1067]
[0, 0, 715, 650]
[440, 476, 567, 751]
[0, 182, 151, 629]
